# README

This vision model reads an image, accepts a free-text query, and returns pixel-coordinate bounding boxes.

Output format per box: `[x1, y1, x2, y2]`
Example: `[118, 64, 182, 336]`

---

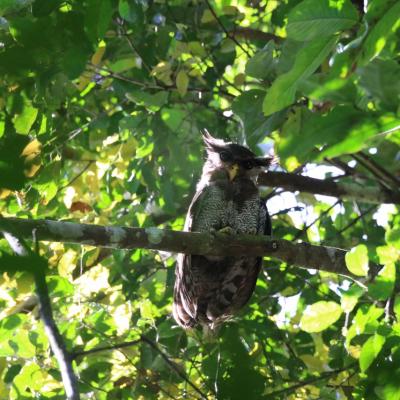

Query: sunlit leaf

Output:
[176, 70, 189, 97]
[368, 263, 395, 301]
[13, 102, 38, 135]
[361, 2, 400, 64]
[385, 228, 400, 249]
[341, 284, 364, 313]
[287, 0, 358, 41]
[359, 333, 386, 372]
[345, 244, 369, 277]
[300, 301, 342, 332]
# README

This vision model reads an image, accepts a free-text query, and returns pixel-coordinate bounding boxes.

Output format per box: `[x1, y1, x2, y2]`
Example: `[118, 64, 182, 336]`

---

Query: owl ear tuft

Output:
[202, 130, 226, 152]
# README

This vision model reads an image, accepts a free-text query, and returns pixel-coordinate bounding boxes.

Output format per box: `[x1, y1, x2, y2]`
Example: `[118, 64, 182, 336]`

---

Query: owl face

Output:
[202, 132, 273, 181]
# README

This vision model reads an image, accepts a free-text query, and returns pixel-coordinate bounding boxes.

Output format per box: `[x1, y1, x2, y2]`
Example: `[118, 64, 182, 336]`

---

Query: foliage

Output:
[0, 0, 400, 399]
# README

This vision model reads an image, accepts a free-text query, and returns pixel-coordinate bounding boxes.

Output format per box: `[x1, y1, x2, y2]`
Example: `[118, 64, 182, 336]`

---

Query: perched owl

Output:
[173, 132, 274, 330]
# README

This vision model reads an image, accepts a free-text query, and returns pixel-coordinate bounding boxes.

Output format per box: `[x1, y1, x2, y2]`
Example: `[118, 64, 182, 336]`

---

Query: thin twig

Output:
[72, 339, 142, 359]
[0, 220, 80, 400]
[204, 0, 252, 58]
[265, 363, 357, 398]
[141, 335, 209, 399]
[334, 204, 377, 237]
[57, 160, 94, 193]
[294, 200, 341, 240]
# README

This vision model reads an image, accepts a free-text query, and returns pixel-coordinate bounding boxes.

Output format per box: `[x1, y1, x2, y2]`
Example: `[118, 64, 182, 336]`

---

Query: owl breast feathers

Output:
[173, 132, 274, 330]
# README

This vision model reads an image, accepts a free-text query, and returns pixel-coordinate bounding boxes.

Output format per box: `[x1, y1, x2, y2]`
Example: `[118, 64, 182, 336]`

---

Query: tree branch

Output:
[0, 217, 381, 281]
[230, 27, 283, 43]
[258, 171, 400, 204]
[204, 0, 252, 58]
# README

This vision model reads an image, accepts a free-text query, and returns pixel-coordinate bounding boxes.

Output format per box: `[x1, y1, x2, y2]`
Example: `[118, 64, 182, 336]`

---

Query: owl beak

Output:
[228, 163, 239, 181]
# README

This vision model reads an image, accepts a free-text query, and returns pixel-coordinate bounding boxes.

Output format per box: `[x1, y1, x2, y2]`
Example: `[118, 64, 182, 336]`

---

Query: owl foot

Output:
[217, 226, 236, 235]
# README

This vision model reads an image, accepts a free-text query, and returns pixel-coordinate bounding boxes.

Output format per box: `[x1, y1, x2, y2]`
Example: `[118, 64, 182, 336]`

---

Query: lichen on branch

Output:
[0, 217, 381, 281]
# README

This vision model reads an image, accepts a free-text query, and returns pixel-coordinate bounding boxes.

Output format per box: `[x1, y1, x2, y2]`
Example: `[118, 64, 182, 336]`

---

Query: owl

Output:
[173, 132, 274, 330]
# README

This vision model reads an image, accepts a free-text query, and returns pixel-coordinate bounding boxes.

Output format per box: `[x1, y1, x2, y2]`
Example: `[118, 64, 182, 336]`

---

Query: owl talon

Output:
[217, 226, 236, 235]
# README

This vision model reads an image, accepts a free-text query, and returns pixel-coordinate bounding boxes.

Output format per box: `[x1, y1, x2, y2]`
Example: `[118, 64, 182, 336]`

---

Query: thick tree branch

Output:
[0, 218, 381, 280]
[258, 171, 400, 204]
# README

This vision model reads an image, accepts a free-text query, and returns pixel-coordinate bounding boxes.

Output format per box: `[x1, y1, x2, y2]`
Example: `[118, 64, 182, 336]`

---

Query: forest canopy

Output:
[0, 0, 400, 399]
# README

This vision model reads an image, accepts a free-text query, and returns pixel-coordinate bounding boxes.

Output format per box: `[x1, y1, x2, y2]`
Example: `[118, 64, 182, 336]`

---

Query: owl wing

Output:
[260, 198, 272, 236]
[173, 185, 218, 328]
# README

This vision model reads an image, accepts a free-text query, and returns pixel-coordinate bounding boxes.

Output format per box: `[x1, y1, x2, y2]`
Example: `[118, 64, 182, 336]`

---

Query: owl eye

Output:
[243, 160, 254, 169]
[219, 151, 232, 162]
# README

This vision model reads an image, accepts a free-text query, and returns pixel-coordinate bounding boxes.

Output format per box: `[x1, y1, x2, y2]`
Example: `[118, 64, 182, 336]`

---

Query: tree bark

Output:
[258, 171, 400, 204]
[0, 217, 381, 281]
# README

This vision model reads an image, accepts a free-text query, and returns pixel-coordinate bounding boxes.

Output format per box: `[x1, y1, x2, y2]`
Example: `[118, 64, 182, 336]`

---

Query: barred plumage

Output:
[173, 132, 273, 330]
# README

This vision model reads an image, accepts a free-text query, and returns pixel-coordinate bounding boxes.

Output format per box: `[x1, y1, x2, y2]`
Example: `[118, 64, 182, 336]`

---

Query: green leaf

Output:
[377, 245, 399, 264]
[245, 42, 275, 79]
[287, 0, 358, 41]
[394, 296, 400, 320]
[176, 70, 189, 97]
[118, 0, 143, 24]
[233, 89, 287, 143]
[359, 333, 386, 372]
[319, 112, 400, 158]
[109, 58, 138, 73]
[62, 45, 91, 79]
[161, 108, 186, 131]
[13, 101, 38, 135]
[263, 36, 336, 116]
[298, 75, 356, 103]
[345, 244, 369, 277]
[361, 1, 400, 64]
[85, 0, 113, 42]
[359, 59, 400, 110]
[32, 0, 62, 16]
[0, 0, 33, 16]
[0, 134, 29, 190]
[300, 301, 342, 332]
[341, 284, 364, 313]
[385, 228, 400, 249]
[126, 90, 168, 111]
[345, 305, 384, 346]
[368, 263, 395, 301]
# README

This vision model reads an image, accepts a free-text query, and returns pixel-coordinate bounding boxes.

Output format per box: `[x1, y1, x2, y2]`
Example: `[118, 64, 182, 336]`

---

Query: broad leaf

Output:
[300, 301, 342, 332]
[361, 2, 400, 64]
[345, 244, 369, 277]
[287, 0, 358, 41]
[263, 37, 336, 116]
[359, 333, 386, 372]
[368, 263, 395, 301]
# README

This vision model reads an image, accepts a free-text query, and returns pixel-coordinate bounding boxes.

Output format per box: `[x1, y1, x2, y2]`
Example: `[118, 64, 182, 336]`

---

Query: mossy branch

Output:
[0, 217, 381, 281]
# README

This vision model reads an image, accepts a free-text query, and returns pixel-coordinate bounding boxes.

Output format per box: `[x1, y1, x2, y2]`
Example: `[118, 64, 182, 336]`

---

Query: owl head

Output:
[202, 131, 275, 181]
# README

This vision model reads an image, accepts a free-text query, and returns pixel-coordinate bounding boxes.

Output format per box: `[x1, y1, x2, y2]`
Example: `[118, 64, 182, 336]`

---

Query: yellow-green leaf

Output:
[345, 244, 369, 277]
[13, 103, 38, 135]
[176, 70, 189, 97]
[341, 285, 364, 313]
[368, 263, 395, 301]
[361, 2, 400, 64]
[359, 333, 386, 372]
[300, 301, 342, 332]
